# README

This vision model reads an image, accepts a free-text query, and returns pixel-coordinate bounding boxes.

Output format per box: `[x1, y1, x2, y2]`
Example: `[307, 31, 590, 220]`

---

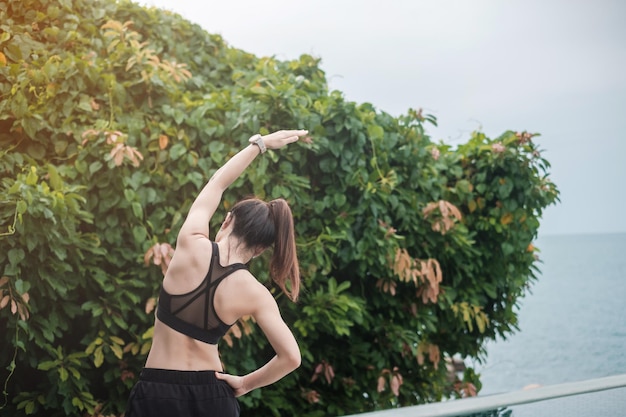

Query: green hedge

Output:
[0, 0, 558, 415]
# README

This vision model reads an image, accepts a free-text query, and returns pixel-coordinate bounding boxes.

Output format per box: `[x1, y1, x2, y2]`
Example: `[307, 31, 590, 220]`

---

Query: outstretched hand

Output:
[215, 372, 248, 397]
[258, 129, 308, 150]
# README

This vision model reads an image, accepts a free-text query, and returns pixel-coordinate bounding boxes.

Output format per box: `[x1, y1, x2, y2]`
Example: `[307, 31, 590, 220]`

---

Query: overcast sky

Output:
[142, 0, 626, 236]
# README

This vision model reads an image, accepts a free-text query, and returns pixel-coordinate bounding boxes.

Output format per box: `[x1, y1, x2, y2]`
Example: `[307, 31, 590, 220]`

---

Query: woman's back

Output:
[146, 240, 260, 370]
[126, 130, 306, 417]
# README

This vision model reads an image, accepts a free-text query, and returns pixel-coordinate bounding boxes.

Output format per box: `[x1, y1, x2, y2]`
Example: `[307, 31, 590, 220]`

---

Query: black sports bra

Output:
[156, 241, 248, 344]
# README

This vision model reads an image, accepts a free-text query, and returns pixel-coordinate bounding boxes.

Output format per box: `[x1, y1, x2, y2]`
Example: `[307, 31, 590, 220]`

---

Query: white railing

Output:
[343, 374, 626, 417]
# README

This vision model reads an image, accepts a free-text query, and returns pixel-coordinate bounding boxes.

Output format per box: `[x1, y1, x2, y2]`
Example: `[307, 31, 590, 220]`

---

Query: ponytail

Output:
[268, 199, 300, 301]
[230, 197, 300, 301]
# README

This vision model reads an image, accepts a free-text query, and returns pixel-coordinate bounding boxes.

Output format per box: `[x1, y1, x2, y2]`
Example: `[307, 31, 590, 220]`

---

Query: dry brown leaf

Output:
[159, 134, 169, 150]
[106, 130, 124, 144]
[311, 363, 323, 382]
[17, 303, 29, 320]
[416, 344, 425, 365]
[501, 213, 514, 225]
[302, 389, 320, 404]
[228, 323, 241, 339]
[160, 243, 173, 264]
[421, 202, 437, 218]
[152, 243, 162, 266]
[429, 344, 441, 369]
[390, 374, 403, 396]
[239, 317, 254, 336]
[389, 282, 396, 296]
[110, 143, 125, 166]
[143, 246, 153, 266]
[423, 200, 462, 234]
[377, 376, 386, 393]
[222, 333, 233, 347]
[145, 297, 156, 314]
[90, 97, 100, 111]
[324, 363, 335, 384]
[0, 295, 10, 309]
[125, 146, 144, 167]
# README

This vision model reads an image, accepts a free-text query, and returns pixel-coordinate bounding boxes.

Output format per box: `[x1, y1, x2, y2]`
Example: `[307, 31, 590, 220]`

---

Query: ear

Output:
[222, 212, 233, 228]
[253, 246, 267, 258]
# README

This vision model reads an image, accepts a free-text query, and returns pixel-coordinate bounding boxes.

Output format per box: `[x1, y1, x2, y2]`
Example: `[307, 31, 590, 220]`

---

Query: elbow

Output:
[286, 350, 301, 371]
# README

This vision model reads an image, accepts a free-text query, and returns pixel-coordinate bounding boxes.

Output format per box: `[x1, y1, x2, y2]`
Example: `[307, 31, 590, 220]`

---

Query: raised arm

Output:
[176, 130, 307, 246]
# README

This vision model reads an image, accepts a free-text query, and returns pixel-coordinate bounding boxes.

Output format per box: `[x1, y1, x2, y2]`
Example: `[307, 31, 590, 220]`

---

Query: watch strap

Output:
[249, 134, 266, 153]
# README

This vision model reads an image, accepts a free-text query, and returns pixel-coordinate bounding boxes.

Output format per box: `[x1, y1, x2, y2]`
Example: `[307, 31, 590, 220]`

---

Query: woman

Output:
[125, 129, 308, 416]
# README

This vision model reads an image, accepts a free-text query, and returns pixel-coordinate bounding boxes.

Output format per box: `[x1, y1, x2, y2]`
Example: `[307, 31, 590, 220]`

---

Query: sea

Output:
[476, 233, 626, 416]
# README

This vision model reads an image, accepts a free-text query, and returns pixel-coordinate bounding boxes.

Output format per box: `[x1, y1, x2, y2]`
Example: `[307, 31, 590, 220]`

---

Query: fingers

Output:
[272, 129, 308, 140]
[277, 129, 308, 137]
[284, 134, 301, 144]
[262, 129, 309, 150]
[215, 372, 239, 388]
[215, 373, 247, 396]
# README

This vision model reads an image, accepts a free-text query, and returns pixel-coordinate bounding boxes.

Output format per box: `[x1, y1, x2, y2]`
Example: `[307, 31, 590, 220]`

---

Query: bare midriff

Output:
[144, 318, 223, 371]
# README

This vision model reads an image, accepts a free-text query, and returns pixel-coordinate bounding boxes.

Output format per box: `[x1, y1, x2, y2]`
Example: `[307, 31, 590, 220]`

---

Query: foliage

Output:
[0, 0, 559, 416]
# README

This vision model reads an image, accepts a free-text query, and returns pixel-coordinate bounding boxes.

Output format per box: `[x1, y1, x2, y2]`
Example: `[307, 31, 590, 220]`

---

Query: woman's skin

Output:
[144, 129, 307, 397]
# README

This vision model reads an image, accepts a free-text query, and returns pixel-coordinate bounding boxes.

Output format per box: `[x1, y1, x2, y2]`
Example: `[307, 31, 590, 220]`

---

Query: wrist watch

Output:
[249, 134, 267, 154]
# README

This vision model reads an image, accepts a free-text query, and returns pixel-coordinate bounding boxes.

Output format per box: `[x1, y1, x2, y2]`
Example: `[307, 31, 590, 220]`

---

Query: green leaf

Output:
[37, 360, 58, 371]
[110, 343, 123, 359]
[131, 201, 143, 218]
[8, 248, 25, 266]
[47, 164, 64, 190]
[71, 397, 84, 410]
[501, 242, 514, 256]
[132, 225, 146, 242]
[169, 142, 187, 160]
[110, 335, 124, 345]
[89, 161, 103, 174]
[75, 159, 87, 174]
[208, 140, 224, 154]
[250, 86, 268, 95]
[25, 166, 38, 185]
[14, 278, 30, 294]
[124, 189, 135, 202]
[367, 124, 384, 141]
[93, 346, 104, 368]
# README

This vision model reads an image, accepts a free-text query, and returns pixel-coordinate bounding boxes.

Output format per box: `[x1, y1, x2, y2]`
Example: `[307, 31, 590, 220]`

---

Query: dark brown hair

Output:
[230, 198, 300, 301]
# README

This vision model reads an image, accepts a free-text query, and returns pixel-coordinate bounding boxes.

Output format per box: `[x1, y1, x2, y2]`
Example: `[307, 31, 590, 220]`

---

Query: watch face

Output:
[250, 134, 266, 152]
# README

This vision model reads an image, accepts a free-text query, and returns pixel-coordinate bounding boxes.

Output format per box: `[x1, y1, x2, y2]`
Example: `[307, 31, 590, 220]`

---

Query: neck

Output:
[217, 237, 253, 265]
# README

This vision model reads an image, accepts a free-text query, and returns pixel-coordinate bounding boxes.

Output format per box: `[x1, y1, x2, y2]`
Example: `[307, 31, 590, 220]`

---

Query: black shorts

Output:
[125, 368, 240, 417]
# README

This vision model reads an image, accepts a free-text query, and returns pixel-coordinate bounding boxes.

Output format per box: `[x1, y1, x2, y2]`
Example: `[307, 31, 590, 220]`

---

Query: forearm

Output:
[242, 353, 300, 393]
[208, 144, 260, 191]
[188, 144, 260, 213]
[199, 129, 305, 196]
[177, 131, 303, 242]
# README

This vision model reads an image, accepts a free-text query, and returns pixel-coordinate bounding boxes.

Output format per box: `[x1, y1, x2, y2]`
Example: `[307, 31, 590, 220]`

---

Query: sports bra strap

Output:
[156, 241, 248, 344]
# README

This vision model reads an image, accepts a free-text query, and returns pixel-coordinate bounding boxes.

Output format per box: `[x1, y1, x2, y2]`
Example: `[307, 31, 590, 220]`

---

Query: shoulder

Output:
[163, 237, 213, 290]
[225, 270, 274, 302]
[218, 271, 278, 316]
[175, 234, 213, 256]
